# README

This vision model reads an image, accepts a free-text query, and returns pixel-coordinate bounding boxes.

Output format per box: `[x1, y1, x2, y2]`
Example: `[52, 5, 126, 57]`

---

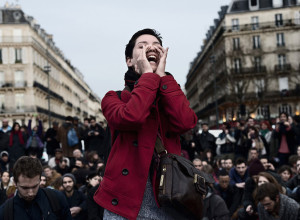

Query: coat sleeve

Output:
[158, 74, 197, 133]
[101, 72, 161, 131]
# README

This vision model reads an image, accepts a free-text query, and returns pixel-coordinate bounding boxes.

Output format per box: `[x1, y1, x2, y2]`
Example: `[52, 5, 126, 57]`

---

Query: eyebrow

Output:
[137, 41, 160, 45]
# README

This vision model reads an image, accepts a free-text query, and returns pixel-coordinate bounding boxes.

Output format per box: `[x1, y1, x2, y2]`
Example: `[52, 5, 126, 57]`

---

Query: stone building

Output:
[186, 0, 300, 126]
[0, 4, 103, 128]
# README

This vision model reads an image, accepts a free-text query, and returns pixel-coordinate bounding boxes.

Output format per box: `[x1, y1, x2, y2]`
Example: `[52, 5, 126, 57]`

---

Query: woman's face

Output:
[280, 170, 291, 182]
[89, 175, 100, 187]
[14, 124, 20, 131]
[1, 172, 10, 184]
[261, 123, 267, 130]
[258, 176, 269, 186]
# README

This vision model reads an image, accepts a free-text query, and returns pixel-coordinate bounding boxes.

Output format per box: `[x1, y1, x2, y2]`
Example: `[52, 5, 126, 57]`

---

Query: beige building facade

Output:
[186, 0, 300, 126]
[0, 4, 103, 128]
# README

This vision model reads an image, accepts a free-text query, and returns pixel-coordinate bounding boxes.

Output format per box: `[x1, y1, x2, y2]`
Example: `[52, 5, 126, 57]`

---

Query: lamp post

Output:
[44, 64, 51, 128]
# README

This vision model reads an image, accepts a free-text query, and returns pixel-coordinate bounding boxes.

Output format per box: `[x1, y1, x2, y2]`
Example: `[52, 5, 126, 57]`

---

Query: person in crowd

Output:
[270, 112, 296, 166]
[26, 116, 44, 158]
[85, 117, 106, 160]
[0, 119, 11, 133]
[234, 121, 248, 159]
[0, 156, 72, 219]
[259, 120, 272, 147]
[85, 151, 102, 171]
[201, 148, 214, 166]
[214, 169, 242, 217]
[8, 122, 26, 169]
[297, 145, 300, 157]
[286, 157, 300, 196]
[48, 148, 70, 168]
[78, 172, 101, 196]
[70, 149, 84, 170]
[259, 155, 282, 183]
[202, 184, 230, 220]
[72, 158, 89, 189]
[0, 171, 10, 205]
[50, 176, 64, 191]
[0, 127, 9, 153]
[293, 115, 300, 146]
[229, 157, 249, 189]
[62, 173, 87, 219]
[246, 126, 267, 157]
[192, 158, 203, 171]
[247, 147, 259, 163]
[277, 165, 292, 184]
[224, 156, 234, 173]
[256, 182, 300, 220]
[0, 151, 9, 173]
[73, 117, 84, 150]
[202, 164, 219, 184]
[216, 123, 236, 157]
[43, 165, 62, 186]
[56, 116, 80, 158]
[54, 158, 70, 176]
[94, 28, 197, 219]
[198, 122, 216, 156]
[180, 129, 199, 160]
[40, 172, 47, 188]
[289, 154, 298, 176]
[243, 117, 255, 135]
[87, 183, 104, 220]
[44, 121, 60, 158]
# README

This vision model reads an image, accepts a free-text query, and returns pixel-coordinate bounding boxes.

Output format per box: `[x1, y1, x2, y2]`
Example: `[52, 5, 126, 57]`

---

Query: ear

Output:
[126, 57, 133, 68]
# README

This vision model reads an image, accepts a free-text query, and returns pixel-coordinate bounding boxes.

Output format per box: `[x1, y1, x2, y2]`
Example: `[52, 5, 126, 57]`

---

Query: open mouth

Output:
[146, 53, 158, 64]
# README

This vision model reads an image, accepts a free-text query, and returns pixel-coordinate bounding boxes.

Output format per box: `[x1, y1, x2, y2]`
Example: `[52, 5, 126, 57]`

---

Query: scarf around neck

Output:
[124, 69, 141, 92]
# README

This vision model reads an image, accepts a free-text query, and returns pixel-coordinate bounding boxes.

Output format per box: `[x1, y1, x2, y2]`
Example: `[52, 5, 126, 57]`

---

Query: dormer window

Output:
[249, 0, 259, 11]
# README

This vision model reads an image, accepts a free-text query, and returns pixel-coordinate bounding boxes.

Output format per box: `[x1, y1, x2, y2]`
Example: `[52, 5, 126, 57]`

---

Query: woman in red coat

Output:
[94, 29, 197, 220]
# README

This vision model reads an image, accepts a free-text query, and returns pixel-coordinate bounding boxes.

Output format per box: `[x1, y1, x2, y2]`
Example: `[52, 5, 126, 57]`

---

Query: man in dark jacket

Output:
[44, 121, 60, 158]
[198, 122, 216, 156]
[85, 117, 105, 159]
[62, 173, 87, 220]
[0, 156, 72, 220]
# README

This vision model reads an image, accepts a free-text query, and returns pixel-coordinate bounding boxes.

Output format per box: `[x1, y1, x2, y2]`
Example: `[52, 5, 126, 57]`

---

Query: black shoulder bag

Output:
[155, 137, 214, 220]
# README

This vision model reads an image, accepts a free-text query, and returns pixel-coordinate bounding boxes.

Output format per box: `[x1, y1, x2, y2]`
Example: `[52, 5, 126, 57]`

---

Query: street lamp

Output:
[44, 64, 51, 128]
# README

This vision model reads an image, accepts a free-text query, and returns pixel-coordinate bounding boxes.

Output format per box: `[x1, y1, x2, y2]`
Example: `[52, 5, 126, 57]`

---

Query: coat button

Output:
[133, 140, 138, 147]
[111, 198, 118, 206]
[134, 81, 139, 85]
[122, 169, 129, 176]
[162, 85, 167, 90]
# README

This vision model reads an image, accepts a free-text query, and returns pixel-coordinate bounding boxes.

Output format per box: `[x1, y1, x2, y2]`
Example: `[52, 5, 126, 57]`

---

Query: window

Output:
[257, 105, 270, 119]
[0, 94, 4, 111]
[255, 79, 265, 96]
[0, 49, 2, 64]
[254, 57, 262, 71]
[279, 104, 291, 115]
[279, 77, 288, 91]
[15, 93, 24, 111]
[251, 16, 259, 30]
[232, 19, 239, 31]
[273, 0, 283, 8]
[277, 33, 285, 46]
[295, 11, 300, 25]
[253, 35, 260, 49]
[234, 58, 242, 73]
[250, 0, 258, 6]
[0, 71, 4, 87]
[14, 71, 24, 87]
[233, 38, 240, 50]
[278, 54, 286, 67]
[275, 14, 283, 26]
[15, 48, 22, 63]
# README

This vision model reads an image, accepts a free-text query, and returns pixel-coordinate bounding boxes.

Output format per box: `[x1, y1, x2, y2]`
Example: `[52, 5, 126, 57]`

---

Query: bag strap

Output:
[4, 197, 14, 220]
[154, 136, 166, 156]
[42, 188, 62, 218]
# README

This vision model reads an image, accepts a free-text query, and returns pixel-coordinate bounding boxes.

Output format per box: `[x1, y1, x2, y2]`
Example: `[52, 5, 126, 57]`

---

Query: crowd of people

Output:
[183, 112, 300, 219]
[0, 112, 299, 219]
[0, 115, 106, 219]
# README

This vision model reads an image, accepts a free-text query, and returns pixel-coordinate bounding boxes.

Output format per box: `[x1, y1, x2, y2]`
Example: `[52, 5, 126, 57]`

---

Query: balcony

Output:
[33, 81, 64, 102]
[0, 106, 36, 114]
[275, 64, 291, 73]
[0, 81, 27, 88]
[225, 19, 300, 33]
[231, 66, 267, 75]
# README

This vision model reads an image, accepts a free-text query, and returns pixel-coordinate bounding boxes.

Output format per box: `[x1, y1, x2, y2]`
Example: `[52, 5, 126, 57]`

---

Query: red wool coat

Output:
[94, 72, 197, 219]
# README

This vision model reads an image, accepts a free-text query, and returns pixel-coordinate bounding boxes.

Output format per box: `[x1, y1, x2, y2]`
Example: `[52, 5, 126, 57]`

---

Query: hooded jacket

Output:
[94, 72, 197, 220]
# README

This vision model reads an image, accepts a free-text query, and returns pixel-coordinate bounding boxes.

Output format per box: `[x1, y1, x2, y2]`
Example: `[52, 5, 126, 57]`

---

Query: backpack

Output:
[4, 188, 62, 220]
[67, 127, 79, 147]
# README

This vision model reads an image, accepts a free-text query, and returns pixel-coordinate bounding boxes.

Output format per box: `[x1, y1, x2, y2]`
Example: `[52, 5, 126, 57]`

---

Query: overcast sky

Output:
[15, 0, 230, 99]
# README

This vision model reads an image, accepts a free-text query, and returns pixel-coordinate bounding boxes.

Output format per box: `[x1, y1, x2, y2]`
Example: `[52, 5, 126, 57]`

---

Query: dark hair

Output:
[277, 165, 292, 176]
[235, 157, 246, 166]
[13, 156, 43, 183]
[279, 112, 289, 119]
[84, 118, 90, 122]
[12, 122, 20, 131]
[219, 168, 229, 176]
[43, 165, 52, 170]
[125, 28, 162, 59]
[255, 182, 279, 202]
[65, 116, 73, 122]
